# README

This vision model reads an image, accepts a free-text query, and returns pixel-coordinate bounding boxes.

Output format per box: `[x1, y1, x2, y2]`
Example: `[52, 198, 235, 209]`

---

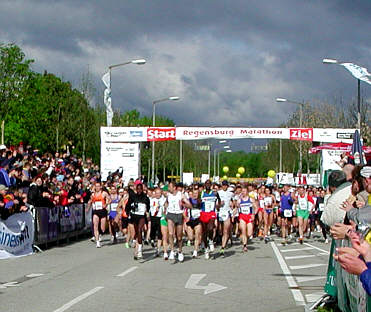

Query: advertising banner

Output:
[100, 140, 140, 183]
[0, 212, 34, 259]
[101, 127, 355, 143]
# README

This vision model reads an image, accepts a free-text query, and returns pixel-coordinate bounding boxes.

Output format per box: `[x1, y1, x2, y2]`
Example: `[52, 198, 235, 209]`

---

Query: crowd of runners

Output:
[89, 179, 330, 261]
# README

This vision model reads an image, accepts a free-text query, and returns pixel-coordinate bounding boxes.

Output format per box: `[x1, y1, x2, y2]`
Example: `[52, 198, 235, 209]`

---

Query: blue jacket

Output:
[360, 262, 371, 295]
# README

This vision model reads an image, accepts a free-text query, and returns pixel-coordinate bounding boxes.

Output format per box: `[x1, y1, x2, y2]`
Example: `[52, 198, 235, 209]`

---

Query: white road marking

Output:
[0, 281, 19, 289]
[280, 247, 314, 253]
[26, 273, 44, 278]
[116, 266, 138, 277]
[185, 274, 227, 295]
[303, 242, 330, 255]
[271, 242, 305, 306]
[290, 264, 327, 270]
[285, 255, 316, 260]
[306, 292, 325, 303]
[53, 287, 104, 312]
[296, 276, 326, 283]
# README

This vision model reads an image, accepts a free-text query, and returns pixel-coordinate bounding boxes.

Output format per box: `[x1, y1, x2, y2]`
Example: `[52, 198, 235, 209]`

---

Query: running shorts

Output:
[160, 216, 168, 227]
[130, 214, 145, 225]
[121, 217, 129, 229]
[108, 211, 117, 220]
[296, 209, 309, 220]
[200, 211, 217, 224]
[257, 208, 264, 214]
[93, 209, 107, 219]
[166, 212, 183, 226]
[186, 219, 201, 229]
[239, 213, 253, 224]
[265, 209, 273, 215]
[218, 210, 231, 222]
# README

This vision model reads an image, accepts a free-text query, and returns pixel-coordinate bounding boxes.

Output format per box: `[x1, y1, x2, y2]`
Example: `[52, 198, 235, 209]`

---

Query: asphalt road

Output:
[0, 232, 330, 312]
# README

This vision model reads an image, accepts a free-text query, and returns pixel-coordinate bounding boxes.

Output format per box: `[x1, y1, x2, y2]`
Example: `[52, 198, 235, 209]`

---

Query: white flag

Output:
[341, 63, 371, 85]
[102, 72, 110, 88]
[103, 88, 113, 127]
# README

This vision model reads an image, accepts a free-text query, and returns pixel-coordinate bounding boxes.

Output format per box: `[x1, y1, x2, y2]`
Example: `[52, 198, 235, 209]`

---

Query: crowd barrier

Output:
[324, 239, 371, 312]
[32, 204, 93, 247]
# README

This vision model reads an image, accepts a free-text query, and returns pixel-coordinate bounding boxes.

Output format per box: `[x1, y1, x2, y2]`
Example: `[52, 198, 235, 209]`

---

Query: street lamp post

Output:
[151, 96, 180, 184]
[323, 58, 362, 132]
[104, 59, 146, 126]
[276, 98, 304, 173]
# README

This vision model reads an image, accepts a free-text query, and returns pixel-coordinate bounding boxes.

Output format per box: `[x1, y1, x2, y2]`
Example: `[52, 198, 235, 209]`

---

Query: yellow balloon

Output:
[236, 173, 241, 178]
[267, 170, 276, 178]
[222, 175, 228, 180]
[238, 167, 245, 175]
[223, 166, 229, 173]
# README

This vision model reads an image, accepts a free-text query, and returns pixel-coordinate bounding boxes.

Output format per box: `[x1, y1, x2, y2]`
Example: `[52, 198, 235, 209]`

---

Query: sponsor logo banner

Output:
[101, 127, 356, 143]
[0, 212, 34, 259]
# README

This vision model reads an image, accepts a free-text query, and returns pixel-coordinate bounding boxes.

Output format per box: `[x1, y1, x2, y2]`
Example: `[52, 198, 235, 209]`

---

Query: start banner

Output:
[101, 127, 356, 143]
[0, 212, 34, 259]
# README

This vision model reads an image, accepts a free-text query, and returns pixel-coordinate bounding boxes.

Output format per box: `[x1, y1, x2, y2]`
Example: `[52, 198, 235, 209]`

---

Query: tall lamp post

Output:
[151, 96, 180, 183]
[103, 59, 146, 126]
[323, 58, 365, 133]
[276, 98, 304, 173]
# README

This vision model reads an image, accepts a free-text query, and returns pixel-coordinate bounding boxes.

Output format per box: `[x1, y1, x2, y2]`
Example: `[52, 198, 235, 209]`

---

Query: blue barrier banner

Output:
[0, 212, 34, 259]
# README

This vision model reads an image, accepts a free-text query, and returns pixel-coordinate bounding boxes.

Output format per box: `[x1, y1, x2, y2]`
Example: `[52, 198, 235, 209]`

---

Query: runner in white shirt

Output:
[263, 188, 276, 243]
[166, 182, 191, 262]
[149, 188, 166, 256]
[217, 180, 234, 257]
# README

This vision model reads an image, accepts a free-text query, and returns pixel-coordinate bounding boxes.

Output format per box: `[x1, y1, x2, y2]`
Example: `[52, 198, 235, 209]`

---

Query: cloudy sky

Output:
[1, 0, 370, 150]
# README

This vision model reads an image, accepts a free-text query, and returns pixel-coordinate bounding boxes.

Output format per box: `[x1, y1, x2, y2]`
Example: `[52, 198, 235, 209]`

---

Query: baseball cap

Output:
[222, 180, 229, 186]
[360, 166, 371, 178]
[0, 144, 6, 150]
[0, 184, 8, 191]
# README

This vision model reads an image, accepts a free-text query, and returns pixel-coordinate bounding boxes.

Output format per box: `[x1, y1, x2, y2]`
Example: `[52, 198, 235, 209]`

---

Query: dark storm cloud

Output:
[0, 0, 370, 133]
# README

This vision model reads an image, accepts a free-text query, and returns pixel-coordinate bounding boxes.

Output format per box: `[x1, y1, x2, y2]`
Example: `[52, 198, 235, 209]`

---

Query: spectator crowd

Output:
[0, 143, 100, 220]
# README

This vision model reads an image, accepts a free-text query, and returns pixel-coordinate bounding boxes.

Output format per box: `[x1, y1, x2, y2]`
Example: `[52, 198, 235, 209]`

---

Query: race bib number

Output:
[319, 203, 324, 212]
[219, 210, 229, 220]
[259, 200, 265, 208]
[240, 204, 252, 214]
[94, 202, 103, 210]
[299, 200, 308, 210]
[135, 203, 146, 215]
[204, 201, 215, 212]
[284, 209, 293, 218]
[191, 209, 201, 219]
[110, 203, 118, 212]
[264, 197, 272, 206]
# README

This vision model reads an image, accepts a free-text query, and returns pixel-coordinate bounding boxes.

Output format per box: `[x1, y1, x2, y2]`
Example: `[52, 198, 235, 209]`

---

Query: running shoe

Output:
[137, 250, 143, 259]
[169, 250, 175, 260]
[164, 252, 169, 260]
[151, 240, 155, 248]
[124, 242, 130, 248]
[155, 249, 160, 257]
[178, 252, 184, 262]
[243, 245, 248, 252]
[99, 234, 102, 242]
[144, 239, 149, 245]
[281, 240, 287, 246]
[209, 241, 215, 252]
[299, 238, 303, 245]
[91, 236, 96, 242]
[187, 240, 191, 247]
[131, 240, 136, 248]
[264, 236, 269, 244]
[96, 241, 101, 248]
[192, 250, 198, 258]
[220, 248, 225, 257]
[205, 248, 210, 260]
[325, 238, 329, 244]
